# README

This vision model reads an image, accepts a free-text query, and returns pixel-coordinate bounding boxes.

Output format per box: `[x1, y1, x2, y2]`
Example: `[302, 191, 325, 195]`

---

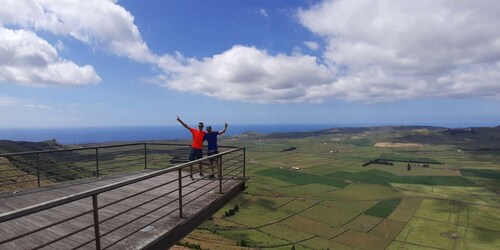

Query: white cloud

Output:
[0, 96, 20, 106]
[0, 28, 101, 86]
[1, 0, 156, 62]
[259, 8, 269, 18]
[0, 0, 155, 86]
[54, 40, 66, 52]
[159, 45, 336, 103]
[23, 104, 52, 109]
[303, 41, 320, 50]
[0, 95, 52, 109]
[297, 0, 500, 101]
[156, 0, 500, 103]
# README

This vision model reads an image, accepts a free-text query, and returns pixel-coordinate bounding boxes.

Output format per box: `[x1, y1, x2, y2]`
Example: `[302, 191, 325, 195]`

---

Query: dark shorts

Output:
[189, 148, 203, 161]
[207, 149, 219, 156]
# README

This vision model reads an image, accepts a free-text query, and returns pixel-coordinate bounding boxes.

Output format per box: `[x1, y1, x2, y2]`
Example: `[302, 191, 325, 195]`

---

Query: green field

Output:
[181, 126, 500, 249]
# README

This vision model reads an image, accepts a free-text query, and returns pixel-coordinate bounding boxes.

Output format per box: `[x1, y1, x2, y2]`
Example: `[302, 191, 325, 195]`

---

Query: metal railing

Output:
[0, 143, 246, 249]
[0, 142, 238, 191]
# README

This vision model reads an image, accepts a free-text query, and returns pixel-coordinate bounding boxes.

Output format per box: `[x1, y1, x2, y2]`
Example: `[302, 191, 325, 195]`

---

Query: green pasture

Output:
[179, 127, 500, 249]
[343, 214, 383, 232]
[386, 241, 439, 250]
[364, 163, 459, 176]
[392, 183, 498, 205]
[259, 223, 315, 243]
[327, 182, 401, 201]
[275, 183, 342, 200]
[364, 198, 402, 218]
[331, 169, 477, 186]
[221, 197, 319, 228]
[460, 168, 500, 179]
[333, 229, 391, 250]
[388, 197, 423, 222]
[281, 215, 346, 238]
[300, 200, 377, 227]
[256, 168, 349, 188]
[296, 237, 353, 250]
[394, 198, 500, 250]
[368, 219, 406, 239]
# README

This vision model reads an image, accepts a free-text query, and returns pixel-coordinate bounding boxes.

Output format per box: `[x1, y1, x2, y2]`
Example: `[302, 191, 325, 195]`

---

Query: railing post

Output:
[95, 148, 99, 177]
[243, 148, 246, 179]
[178, 169, 183, 218]
[144, 143, 147, 169]
[219, 155, 223, 194]
[36, 153, 40, 187]
[92, 194, 102, 250]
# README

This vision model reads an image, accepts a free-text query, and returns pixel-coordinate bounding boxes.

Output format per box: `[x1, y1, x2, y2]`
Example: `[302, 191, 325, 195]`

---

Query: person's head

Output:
[206, 126, 212, 133]
[198, 122, 204, 131]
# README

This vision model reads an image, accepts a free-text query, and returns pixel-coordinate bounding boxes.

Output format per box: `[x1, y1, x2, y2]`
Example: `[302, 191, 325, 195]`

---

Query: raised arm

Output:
[176, 116, 190, 130]
[218, 122, 228, 135]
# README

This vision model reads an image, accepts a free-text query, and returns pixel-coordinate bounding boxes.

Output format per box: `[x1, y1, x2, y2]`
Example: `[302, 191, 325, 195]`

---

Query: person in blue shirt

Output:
[204, 122, 228, 178]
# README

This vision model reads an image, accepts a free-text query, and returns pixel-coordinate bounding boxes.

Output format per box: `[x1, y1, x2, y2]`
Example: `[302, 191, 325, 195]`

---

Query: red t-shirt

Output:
[189, 128, 206, 149]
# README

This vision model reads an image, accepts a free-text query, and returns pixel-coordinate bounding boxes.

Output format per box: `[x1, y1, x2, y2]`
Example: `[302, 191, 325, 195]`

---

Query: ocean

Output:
[0, 124, 336, 144]
[0, 122, 494, 145]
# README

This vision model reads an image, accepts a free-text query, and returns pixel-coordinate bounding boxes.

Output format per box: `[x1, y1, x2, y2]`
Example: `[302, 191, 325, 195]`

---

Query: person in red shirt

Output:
[177, 116, 206, 179]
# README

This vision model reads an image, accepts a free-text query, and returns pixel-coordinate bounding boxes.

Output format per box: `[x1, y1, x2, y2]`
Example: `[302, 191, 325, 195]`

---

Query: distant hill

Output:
[264, 125, 446, 139]
[0, 139, 69, 154]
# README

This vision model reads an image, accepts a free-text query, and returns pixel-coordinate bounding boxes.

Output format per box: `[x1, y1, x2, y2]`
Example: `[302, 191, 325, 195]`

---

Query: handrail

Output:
[0, 146, 244, 223]
[0, 144, 246, 249]
[0, 142, 238, 157]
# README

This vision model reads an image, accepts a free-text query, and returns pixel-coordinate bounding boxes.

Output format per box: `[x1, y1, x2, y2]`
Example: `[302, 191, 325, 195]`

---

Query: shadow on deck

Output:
[0, 144, 246, 249]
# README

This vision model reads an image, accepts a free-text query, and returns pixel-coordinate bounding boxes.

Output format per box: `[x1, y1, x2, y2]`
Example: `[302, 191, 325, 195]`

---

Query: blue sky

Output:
[1, 0, 499, 128]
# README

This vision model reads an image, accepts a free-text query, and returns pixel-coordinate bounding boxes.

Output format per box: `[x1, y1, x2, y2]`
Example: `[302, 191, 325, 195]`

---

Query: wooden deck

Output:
[0, 170, 246, 249]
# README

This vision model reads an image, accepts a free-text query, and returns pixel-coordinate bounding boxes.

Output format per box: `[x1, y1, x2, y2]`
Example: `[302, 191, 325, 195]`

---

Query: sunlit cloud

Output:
[296, 0, 500, 101]
[156, 0, 500, 103]
[158, 45, 336, 103]
[0, 0, 155, 86]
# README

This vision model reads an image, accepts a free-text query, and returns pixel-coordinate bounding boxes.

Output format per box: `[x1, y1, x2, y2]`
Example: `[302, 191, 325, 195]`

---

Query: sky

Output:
[1, 0, 500, 128]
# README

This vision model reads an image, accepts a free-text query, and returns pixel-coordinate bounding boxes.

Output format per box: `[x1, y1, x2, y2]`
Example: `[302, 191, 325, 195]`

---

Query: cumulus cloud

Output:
[155, 0, 500, 103]
[158, 45, 336, 103]
[0, 28, 100, 86]
[297, 0, 500, 101]
[0, 0, 154, 86]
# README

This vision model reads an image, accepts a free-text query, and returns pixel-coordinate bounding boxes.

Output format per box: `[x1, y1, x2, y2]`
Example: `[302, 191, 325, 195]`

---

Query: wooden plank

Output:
[0, 169, 245, 249]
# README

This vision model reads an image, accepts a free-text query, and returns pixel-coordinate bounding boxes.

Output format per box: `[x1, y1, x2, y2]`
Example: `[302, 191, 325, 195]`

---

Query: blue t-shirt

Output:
[204, 131, 219, 150]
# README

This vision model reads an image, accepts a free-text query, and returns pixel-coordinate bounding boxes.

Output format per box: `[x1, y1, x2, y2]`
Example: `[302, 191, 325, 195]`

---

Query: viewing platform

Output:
[0, 143, 247, 249]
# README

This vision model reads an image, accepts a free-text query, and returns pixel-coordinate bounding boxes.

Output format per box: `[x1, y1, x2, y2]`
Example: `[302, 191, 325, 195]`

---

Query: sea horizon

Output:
[0, 122, 498, 145]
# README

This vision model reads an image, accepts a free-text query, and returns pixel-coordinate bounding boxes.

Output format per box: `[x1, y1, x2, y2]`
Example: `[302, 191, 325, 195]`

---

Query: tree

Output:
[238, 239, 247, 247]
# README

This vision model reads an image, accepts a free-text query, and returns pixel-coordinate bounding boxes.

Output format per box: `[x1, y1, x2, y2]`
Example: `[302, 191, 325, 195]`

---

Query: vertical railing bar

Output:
[178, 169, 183, 218]
[243, 148, 246, 179]
[95, 148, 99, 177]
[144, 143, 147, 169]
[219, 155, 223, 194]
[92, 194, 102, 250]
[36, 153, 41, 187]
